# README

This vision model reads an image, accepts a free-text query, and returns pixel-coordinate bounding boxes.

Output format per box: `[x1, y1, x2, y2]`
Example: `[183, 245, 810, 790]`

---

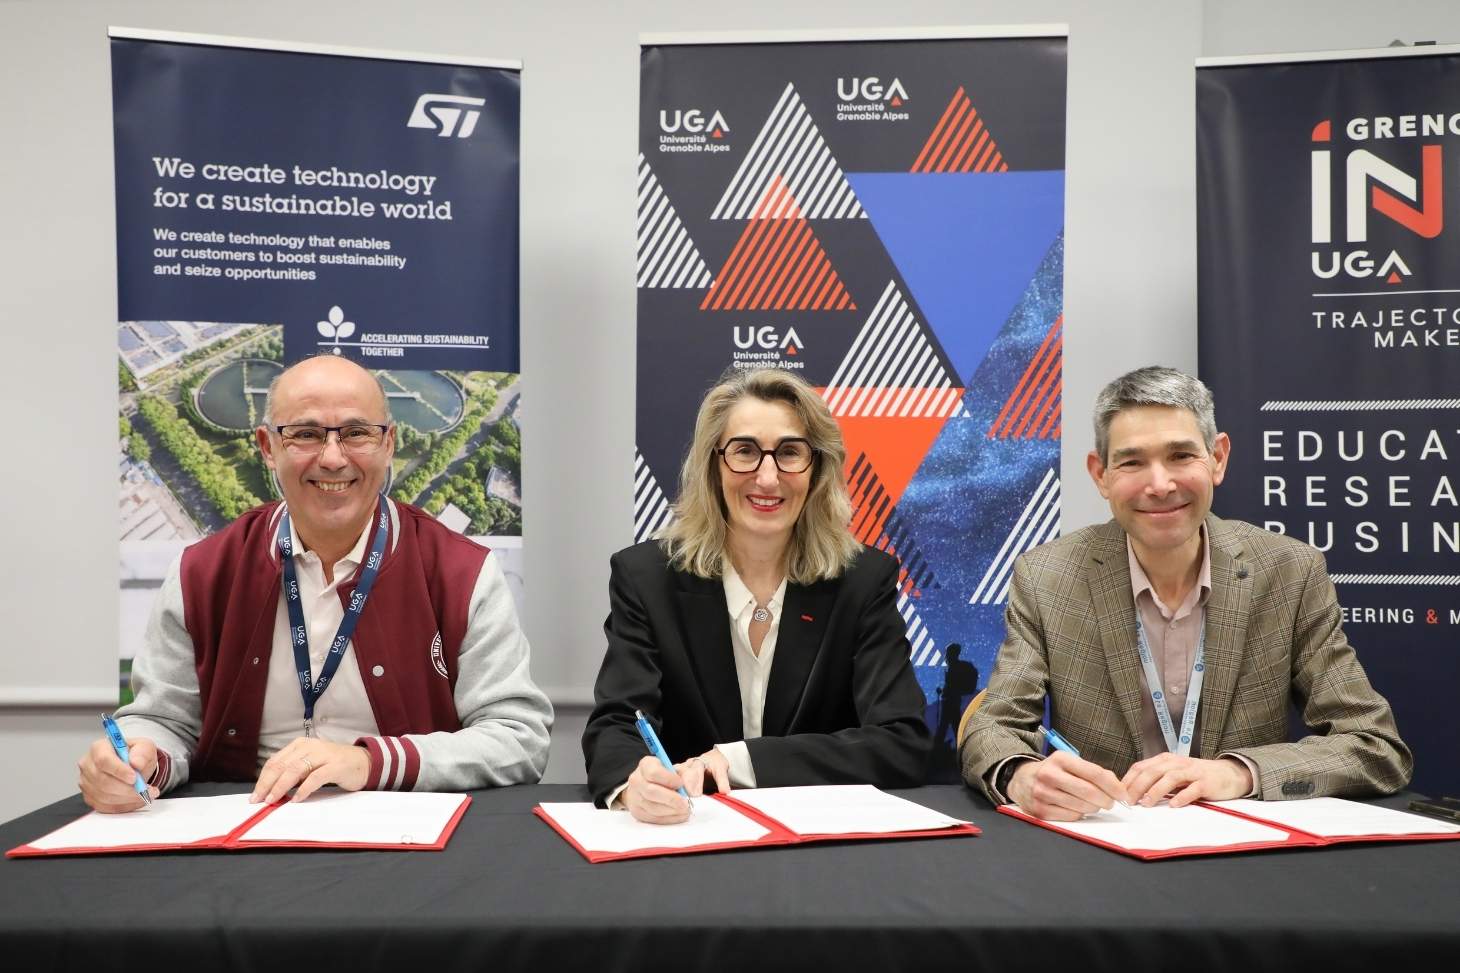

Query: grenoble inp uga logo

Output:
[408, 94, 487, 138]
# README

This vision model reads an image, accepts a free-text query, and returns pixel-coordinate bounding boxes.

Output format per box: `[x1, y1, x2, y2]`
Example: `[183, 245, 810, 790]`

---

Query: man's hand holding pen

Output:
[79, 735, 160, 813]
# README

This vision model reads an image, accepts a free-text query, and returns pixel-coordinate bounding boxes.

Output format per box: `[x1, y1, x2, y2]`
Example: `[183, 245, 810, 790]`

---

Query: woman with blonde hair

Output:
[582, 368, 932, 823]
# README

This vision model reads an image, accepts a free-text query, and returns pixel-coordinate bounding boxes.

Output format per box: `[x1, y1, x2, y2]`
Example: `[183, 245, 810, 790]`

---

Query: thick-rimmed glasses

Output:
[273, 423, 390, 453]
[717, 437, 816, 474]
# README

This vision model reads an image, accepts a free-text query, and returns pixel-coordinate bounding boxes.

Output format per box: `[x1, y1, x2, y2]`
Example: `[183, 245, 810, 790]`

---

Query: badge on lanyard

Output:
[1134, 615, 1206, 757]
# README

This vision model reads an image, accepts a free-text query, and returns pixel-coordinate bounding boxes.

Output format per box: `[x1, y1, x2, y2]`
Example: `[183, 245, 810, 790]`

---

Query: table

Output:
[2, 784, 1456, 971]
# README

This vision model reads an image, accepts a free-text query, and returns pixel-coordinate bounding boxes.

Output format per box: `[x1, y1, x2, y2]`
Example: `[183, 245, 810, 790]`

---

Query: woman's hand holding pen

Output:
[624, 755, 694, 824]
[623, 748, 732, 824]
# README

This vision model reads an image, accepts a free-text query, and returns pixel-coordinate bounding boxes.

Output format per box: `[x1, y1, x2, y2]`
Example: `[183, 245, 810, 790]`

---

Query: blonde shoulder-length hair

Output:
[660, 368, 860, 584]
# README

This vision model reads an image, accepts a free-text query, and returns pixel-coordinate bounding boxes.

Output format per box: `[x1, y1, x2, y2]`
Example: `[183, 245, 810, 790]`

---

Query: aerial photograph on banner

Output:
[118, 322, 520, 543]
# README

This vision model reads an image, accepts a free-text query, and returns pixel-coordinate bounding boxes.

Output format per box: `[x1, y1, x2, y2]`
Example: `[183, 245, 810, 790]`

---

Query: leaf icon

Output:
[317, 305, 354, 341]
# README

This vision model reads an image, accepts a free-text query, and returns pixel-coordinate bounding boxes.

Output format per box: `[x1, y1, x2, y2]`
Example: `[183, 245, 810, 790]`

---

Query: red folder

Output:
[7, 793, 471, 858]
[998, 799, 1460, 861]
[536, 790, 979, 863]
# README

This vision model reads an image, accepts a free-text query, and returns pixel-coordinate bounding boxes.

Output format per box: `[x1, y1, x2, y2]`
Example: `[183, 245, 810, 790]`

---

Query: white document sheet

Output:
[1020, 801, 1293, 852]
[730, 785, 970, 836]
[1213, 797, 1460, 837]
[539, 796, 770, 854]
[238, 790, 467, 846]
[28, 793, 262, 850]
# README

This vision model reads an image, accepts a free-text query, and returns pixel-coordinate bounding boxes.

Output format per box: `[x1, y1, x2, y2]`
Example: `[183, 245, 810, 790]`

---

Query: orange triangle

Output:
[830, 409, 955, 507]
[911, 86, 1005, 173]
[1387, 271, 1402, 284]
[890, 96, 902, 107]
[786, 344, 797, 355]
[712, 127, 724, 138]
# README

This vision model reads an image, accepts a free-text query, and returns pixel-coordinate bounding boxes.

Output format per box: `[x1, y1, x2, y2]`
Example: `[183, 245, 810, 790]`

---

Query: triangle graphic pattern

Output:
[988, 314, 1063, 440]
[821, 281, 969, 417]
[849, 174, 1064, 385]
[711, 82, 864, 221]
[911, 86, 1010, 174]
[636, 154, 713, 289]
[899, 590, 942, 667]
[968, 468, 1062, 605]
[700, 177, 855, 311]
[845, 452, 938, 597]
[633, 449, 674, 544]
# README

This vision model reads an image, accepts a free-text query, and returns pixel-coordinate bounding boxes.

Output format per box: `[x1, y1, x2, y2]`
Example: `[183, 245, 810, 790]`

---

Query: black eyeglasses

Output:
[273, 424, 390, 453]
[717, 437, 816, 474]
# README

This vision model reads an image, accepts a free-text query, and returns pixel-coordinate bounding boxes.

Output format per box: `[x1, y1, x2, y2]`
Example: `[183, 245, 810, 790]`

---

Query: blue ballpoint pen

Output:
[634, 709, 691, 801]
[1038, 725, 1080, 757]
[101, 713, 153, 807]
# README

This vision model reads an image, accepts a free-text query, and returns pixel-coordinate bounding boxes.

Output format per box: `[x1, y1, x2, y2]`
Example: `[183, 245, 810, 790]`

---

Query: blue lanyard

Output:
[277, 495, 390, 736]
[1133, 612, 1206, 757]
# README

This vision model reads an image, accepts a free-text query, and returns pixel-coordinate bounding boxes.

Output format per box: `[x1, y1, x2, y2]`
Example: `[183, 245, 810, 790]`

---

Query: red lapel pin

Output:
[801, 614, 814, 622]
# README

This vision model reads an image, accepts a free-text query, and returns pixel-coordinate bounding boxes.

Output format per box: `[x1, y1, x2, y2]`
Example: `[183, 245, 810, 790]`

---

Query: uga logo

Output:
[733, 325, 805, 353]
[430, 631, 448, 679]
[659, 109, 730, 137]
[837, 76, 909, 105]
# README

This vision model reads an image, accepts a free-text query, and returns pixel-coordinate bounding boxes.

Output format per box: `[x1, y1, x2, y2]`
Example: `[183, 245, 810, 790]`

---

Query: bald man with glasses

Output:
[80, 355, 551, 812]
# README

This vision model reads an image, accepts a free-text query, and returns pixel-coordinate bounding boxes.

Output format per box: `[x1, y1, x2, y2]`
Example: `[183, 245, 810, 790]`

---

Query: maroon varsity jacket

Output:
[180, 500, 488, 788]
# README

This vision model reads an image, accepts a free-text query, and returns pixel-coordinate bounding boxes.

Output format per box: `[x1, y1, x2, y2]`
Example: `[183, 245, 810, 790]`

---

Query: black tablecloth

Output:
[1, 783, 1456, 971]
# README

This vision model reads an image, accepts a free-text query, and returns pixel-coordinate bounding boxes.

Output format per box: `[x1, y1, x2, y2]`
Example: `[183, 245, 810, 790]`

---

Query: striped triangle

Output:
[844, 451, 938, 595]
[899, 590, 942, 667]
[988, 315, 1063, 440]
[700, 177, 855, 312]
[711, 82, 864, 220]
[633, 449, 675, 543]
[967, 468, 1062, 605]
[636, 154, 713, 289]
[910, 86, 1010, 174]
[821, 281, 968, 418]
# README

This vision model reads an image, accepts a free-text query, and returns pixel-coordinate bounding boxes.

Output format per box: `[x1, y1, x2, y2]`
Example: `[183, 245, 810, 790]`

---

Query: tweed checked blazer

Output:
[960, 515, 1412, 803]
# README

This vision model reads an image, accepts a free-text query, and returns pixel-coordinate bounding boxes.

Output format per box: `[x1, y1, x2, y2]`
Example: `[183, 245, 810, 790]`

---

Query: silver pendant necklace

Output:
[752, 605, 772, 623]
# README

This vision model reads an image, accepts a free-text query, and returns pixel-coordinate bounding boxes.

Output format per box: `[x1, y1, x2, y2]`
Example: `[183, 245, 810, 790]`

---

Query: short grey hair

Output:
[260, 355, 392, 427]
[1092, 366, 1217, 464]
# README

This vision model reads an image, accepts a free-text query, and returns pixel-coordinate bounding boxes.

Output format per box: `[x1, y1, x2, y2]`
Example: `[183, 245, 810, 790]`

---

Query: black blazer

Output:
[582, 541, 932, 806]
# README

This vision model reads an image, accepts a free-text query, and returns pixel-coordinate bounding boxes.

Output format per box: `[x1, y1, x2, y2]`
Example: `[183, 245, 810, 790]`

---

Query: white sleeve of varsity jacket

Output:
[357, 552, 554, 791]
[114, 555, 199, 794]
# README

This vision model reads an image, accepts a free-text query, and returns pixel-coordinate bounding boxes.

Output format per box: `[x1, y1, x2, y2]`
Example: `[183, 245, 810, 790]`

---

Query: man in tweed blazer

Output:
[961, 367, 1410, 821]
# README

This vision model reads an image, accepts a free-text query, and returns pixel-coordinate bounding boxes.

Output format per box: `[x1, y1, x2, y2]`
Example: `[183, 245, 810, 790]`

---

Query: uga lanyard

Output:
[277, 495, 390, 737]
[1133, 612, 1206, 757]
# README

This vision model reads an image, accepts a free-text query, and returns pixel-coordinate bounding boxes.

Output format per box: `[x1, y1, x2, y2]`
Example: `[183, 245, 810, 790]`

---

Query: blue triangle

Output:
[847, 172, 1065, 384]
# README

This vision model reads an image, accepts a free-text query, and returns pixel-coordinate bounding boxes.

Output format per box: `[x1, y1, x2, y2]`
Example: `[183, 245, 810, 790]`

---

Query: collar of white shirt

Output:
[722, 563, 788, 618]
[280, 496, 404, 579]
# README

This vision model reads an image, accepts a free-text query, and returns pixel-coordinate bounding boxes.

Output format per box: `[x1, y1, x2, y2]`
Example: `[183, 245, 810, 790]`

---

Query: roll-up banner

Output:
[636, 27, 1068, 778]
[112, 29, 523, 699]
[1197, 46, 1460, 793]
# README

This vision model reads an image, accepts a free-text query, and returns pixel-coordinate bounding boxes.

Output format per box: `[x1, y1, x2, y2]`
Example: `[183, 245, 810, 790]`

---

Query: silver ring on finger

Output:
[301, 756, 314, 774]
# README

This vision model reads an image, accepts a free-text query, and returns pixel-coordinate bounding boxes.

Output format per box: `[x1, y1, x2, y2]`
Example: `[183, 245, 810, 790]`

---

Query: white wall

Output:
[1202, 0, 1460, 56]
[2, 0, 1451, 825]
